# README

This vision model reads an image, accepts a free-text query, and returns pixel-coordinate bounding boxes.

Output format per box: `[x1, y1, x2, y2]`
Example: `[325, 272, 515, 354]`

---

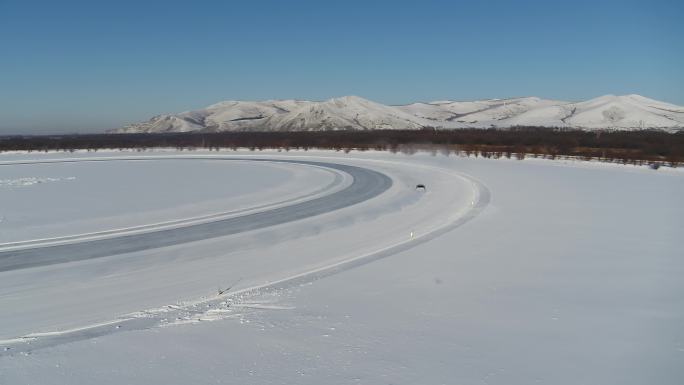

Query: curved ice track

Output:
[0, 158, 392, 272]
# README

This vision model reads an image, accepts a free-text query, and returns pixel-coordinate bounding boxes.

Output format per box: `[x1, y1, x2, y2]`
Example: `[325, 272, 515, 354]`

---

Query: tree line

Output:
[1, 127, 682, 167]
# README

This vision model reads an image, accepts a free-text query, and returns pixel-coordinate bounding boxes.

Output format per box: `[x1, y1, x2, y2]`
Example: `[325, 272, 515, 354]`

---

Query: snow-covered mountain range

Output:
[112, 94, 684, 133]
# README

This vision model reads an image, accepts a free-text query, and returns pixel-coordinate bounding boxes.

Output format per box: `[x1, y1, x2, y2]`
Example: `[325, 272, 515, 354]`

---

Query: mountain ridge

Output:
[111, 95, 684, 133]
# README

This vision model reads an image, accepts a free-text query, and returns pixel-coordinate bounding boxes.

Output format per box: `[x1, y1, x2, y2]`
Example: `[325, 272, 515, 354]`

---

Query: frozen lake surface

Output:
[1, 150, 682, 385]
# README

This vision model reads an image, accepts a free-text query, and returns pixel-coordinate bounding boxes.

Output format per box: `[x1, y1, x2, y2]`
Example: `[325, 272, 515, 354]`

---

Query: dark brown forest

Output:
[1, 128, 682, 167]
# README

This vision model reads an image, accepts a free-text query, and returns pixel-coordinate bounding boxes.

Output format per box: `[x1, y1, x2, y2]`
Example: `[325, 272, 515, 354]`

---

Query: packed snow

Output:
[0, 150, 682, 385]
[113, 94, 684, 133]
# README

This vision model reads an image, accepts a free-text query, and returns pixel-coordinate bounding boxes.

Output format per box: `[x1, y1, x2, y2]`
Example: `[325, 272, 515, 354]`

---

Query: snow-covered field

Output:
[0, 150, 682, 385]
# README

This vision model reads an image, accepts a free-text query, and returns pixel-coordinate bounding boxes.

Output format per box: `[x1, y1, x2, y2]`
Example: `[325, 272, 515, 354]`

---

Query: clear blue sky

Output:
[1, 0, 682, 134]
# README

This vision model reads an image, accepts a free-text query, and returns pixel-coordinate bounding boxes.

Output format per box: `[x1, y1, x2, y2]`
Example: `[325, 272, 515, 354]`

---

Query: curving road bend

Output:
[0, 158, 392, 272]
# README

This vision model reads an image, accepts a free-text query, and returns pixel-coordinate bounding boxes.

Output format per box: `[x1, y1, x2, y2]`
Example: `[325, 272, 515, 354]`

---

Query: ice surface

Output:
[0, 150, 682, 385]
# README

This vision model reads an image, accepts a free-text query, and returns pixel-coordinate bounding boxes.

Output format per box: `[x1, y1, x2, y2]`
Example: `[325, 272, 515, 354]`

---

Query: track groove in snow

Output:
[0, 157, 390, 272]
[0, 157, 349, 250]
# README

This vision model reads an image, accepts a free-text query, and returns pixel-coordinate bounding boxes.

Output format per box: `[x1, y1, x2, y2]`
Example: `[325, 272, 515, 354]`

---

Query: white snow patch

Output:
[0, 176, 75, 187]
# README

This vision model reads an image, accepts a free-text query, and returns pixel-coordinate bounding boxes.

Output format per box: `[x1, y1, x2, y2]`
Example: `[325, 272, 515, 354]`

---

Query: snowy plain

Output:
[0, 149, 682, 385]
